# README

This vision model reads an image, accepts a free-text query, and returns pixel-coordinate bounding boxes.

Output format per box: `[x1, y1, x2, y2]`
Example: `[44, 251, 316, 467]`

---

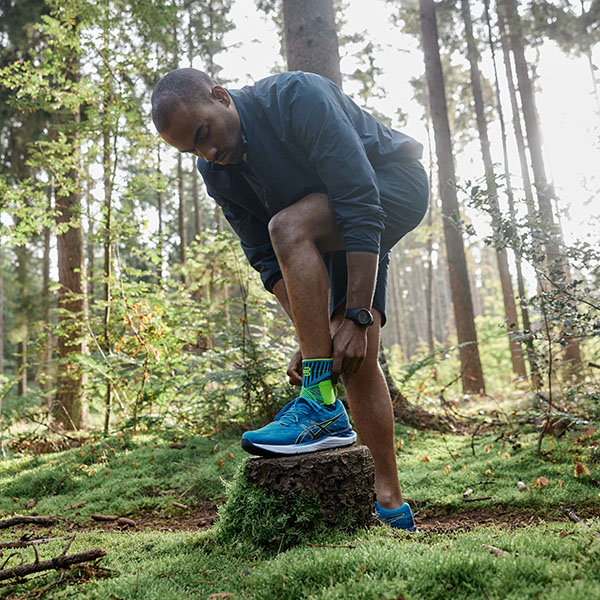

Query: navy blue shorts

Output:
[326, 158, 429, 326]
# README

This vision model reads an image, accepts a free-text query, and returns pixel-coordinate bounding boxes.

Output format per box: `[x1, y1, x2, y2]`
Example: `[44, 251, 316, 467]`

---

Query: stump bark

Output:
[244, 445, 376, 529]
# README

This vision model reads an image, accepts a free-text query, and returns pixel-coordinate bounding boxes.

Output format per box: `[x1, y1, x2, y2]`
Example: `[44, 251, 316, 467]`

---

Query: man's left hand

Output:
[331, 319, 368, 384]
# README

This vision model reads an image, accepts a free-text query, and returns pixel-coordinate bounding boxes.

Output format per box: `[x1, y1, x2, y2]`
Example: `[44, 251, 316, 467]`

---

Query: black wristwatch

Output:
[344, 308, 374, 327]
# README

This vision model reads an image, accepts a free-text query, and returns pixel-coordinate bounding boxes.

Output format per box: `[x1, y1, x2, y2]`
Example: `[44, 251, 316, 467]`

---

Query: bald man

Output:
[152, 68, 428, 530]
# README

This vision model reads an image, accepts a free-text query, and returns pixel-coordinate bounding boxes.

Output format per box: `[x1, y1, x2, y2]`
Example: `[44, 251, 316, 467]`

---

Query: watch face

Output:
[357, 309, 371, 325]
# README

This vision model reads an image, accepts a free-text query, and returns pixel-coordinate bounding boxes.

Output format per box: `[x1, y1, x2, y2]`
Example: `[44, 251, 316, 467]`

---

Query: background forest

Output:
[0, 0, 599, 443]
[1, 1, 600, 598]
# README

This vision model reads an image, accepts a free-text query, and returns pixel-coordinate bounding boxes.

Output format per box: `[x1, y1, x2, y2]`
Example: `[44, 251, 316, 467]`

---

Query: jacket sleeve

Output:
[214, 194, 282, 293]
[287, 77, 385, 254]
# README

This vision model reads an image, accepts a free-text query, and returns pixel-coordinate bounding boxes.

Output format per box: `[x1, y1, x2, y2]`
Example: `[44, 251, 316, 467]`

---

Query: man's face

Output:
[160, 86, 243, 166]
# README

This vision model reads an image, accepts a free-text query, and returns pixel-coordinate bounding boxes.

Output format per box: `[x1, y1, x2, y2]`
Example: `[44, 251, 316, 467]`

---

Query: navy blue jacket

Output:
[197, 71, 423, 293]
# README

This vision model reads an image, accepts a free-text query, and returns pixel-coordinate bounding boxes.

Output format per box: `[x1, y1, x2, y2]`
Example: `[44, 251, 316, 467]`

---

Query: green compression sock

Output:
[300, 358, 336, 406]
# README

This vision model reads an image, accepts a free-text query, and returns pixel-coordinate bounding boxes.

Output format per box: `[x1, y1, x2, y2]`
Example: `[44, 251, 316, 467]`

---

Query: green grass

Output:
[0, 430, 242, 518]
[2, 522, 600, 599]
[0, 421, 599, 599]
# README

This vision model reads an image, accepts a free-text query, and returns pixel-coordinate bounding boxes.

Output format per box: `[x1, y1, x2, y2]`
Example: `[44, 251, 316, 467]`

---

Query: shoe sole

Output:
[241, 432, 357, 457]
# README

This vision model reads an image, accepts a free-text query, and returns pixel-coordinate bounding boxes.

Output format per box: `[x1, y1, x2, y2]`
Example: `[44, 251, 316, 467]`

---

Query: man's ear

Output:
[211, 85, 230, 106]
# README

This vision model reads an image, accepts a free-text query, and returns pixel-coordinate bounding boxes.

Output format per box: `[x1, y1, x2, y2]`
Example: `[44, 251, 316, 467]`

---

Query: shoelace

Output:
[278, 397, 311, 425]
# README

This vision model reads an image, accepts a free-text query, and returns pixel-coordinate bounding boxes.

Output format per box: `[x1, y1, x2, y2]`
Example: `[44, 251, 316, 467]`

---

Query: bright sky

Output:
[209, 0, 600, 248]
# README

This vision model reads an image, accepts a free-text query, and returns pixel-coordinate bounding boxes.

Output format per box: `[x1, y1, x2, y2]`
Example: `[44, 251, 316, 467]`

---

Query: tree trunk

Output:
[177, 153, 188, 285]
[461, 0, 526, 378]
[485, 0, 540, 386]
[419, 0, 485, 394]
[102, 51, 113, 435]
[16, 244, 28, 396]
[53, 59, 87, 430]
[191, 158, 202, 238]
[501, 0, 583, 367]
[282, 0, 343, 87]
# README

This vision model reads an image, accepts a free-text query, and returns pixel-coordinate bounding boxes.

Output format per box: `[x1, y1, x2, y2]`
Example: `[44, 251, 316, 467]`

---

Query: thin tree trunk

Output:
[41, 183, 53, 397]
[485, 0, 539, 386]
[156, 146, 164, 284]
[282, 0, 343, 87]
[497, 9, 536, 215]
[192, 158, 202, 238]
[16, 244, 28, 396]
[424, 107, 435, 355]
[102, 45, 113, 435]
[501, 0, 583, 367]
[177, 153, 188, 285]
[53, 57, 87, 430]
[419, 0, 485, 394]
[86, 180, 95, 308]
[461, 0, 526, 378]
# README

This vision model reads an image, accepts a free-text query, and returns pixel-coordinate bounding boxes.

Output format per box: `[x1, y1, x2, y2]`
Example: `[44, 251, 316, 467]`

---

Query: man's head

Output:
[151, 68, 243, 165]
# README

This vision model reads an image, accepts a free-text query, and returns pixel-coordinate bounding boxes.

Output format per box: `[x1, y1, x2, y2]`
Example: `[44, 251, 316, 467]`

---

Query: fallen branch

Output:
[0, 536, 72, 549]
[307, 542, 356, 549]
[0, 516, 57, 530]
[562, 508, 581, 524]
[588, 362, 600, 370]
[0, 548, 106, 581]
[90, 515, 116, 522]
[462, 496, 492, 503]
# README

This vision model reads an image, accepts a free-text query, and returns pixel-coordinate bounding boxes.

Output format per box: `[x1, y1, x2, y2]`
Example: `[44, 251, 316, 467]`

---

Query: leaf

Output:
[422, 455, 431, 462]
[217, 458, 224, 469]
[443, 465, 452, 475]
[517, 481, 527, 491]
[532, 476, 549, 488]
[574, 461, 591, 478]
[463, 488, 474, 497]
[209, 595, 232, 599]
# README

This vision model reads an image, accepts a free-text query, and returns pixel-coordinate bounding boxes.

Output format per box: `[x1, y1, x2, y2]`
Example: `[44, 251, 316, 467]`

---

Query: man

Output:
[152, 68, 428, 530]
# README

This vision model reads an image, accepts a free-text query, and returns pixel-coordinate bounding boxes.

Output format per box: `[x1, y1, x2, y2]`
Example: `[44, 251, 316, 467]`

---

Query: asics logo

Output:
[295, 413, 345, 443]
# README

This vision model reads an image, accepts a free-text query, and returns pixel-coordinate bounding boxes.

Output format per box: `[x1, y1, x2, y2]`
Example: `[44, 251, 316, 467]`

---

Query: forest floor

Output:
[1, 400, 599, 599]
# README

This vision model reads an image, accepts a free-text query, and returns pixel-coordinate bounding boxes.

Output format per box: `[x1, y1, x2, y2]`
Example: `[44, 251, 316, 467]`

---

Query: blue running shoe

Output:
[241, 396, 356, 457]
[376, 501, 417, 531]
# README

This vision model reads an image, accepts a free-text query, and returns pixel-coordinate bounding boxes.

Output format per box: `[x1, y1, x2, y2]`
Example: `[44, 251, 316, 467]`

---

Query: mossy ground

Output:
[0, 417, 599, 599]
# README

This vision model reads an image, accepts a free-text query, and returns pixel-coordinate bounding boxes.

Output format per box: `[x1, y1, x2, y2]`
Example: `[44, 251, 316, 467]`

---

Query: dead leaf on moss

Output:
[532, 476, 549, 488]
[574, 461, 591, 478]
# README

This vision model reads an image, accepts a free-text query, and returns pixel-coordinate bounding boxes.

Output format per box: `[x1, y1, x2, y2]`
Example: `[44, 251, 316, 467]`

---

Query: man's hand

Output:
[331, 319, 368, 385]
[287, 348, 303, 386]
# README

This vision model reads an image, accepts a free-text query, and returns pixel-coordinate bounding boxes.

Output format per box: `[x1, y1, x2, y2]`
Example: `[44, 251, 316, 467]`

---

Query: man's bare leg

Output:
[269, 193, 403, 509]
[267, 193, 344, 359]
[332, 309, 403, 509]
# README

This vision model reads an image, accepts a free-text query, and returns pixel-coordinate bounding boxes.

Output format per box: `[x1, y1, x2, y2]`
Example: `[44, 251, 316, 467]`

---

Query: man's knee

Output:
[268, 193, 344, 253]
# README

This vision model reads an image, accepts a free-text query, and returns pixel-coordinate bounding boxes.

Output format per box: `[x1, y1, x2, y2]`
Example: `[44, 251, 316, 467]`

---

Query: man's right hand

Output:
[287, 349, 303, 386]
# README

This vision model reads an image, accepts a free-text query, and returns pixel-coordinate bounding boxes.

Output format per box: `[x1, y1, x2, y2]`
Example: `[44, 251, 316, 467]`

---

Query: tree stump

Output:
[244, 445, 376, 528]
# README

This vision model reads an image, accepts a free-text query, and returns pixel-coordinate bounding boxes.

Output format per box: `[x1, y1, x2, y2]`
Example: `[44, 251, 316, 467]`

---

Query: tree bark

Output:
[53, 55, 87, 430]
[461, 0, 526, 378]
[419, 0, 485, 394]
[501, 0, 583, 367]
[244, 446, 375, 528]
[177, 153, 188, 285]
[485, 0, 540, 386]
[282, 0, 343, 87]
[16, 243, 28, 396]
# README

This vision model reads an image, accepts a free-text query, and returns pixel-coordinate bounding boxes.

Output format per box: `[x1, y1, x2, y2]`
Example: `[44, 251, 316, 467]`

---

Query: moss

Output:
[214, 461, 364, 553]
